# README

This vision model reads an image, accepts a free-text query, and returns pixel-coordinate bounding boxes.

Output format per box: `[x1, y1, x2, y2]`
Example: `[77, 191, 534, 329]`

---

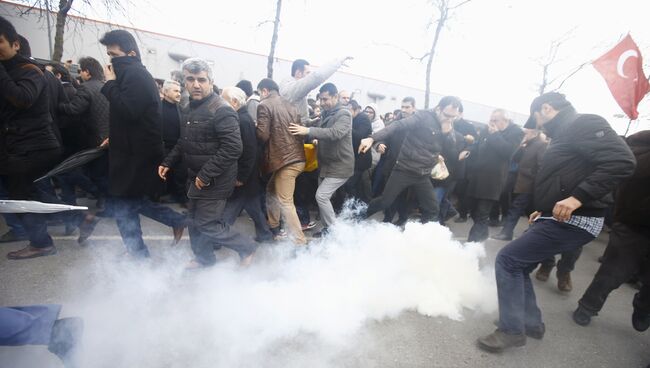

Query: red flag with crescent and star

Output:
[592, 34, 650, 120]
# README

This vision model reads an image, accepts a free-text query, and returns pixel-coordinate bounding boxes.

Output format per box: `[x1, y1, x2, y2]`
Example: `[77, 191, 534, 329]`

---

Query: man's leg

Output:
[243, 194, 274, 242]
[266, 171, 282, 230]
[366, 169, 415, 219]
[468, 199, 495, 242]
[496, 193, 531, 240]
[410, 176, 439, 223]
[137, 198, 186, 229]
[223, 193, 246, 226]
[112, 197, 149, 258]
[271, 162, 306, 244]
[576, 222, 648, 322]
[316, 177, 349, 229]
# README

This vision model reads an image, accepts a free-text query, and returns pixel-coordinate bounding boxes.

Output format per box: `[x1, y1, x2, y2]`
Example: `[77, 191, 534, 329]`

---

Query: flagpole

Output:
[624, 119, 633, 136]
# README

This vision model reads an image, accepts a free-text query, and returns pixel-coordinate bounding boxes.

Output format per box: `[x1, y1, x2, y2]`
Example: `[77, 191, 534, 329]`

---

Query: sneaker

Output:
[0, 230, 28, 243]
[573, 305, 595, 326]
[557, 271, 573, 292]
[7, 245, 57, 260]
[492, 319, 545, 339]
[477, 329, 526, 353]
[48, 317, 84, 368]
[301, 221, 317, 231]
[491, 233, 513, 241]
[535, 264, 554, 282]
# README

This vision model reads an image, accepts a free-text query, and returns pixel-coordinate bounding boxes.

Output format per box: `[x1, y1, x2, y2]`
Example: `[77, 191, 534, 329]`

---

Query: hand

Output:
[458, 150, 470, 160]
[289, 123, 309, 136]
[158, 166, 170, 180]
[358, 137, 374, 154]
[552, 196, 582, 222]
[377, 143, 387, 154]
[528, 211, 541, 224]
[235, 180, 244, 187]
[464, 135, 475, 144]
[99, 138, 109, 148]
[104, 64, 116, 81]
[195, 177, 207, 190]
[488, 123, 498, 134]
[441, 121, 453, 134]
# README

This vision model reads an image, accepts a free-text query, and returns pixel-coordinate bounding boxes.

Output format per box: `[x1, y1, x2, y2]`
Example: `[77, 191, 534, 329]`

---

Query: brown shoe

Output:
[172, 225, 185, 245]
[477, 329, 526, 353]
[557, 271, 573, 292]
[78, 215, 100, 245]
[535, 264, 553, 282]
[7, 245, 57, 260]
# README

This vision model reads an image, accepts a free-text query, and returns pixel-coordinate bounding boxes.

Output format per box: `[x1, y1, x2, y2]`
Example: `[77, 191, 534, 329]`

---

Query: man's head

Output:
[350, 99, 362, 117]
[78, 56, 104, 82]
[235, 80, 254, 98]
[99, 30, 141, 60]
[257, 78, 279, 99]
[489, 109, 512, 131]
[524, 92, 572, 129]
[291, 59, 311, 79]
[181, 58, 214, 100]
[17, 34, 31, 58]
[162, 80, 181, 104]
[222, 86, 247, 111]
[339, 90, 351, 106]
[401, 96, 416, 117]
[434, 96, 462, 125]
[318, 83, 339, 110]
[364, 105, 377, 121]
[0, 16, 19, 61]
[384, 112, 394, 122]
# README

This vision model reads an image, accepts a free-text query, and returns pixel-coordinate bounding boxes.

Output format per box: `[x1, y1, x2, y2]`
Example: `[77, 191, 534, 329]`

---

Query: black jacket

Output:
[613, 130, 650, 230]
[59, 78, 109, 147]
[161, 99, 181, 151]
[0, 54, 60, 160]
[534, 107, 636, 217]
[467, 122, 524, 201]
[163, 93, 242, 200]
[372, 109, 456, 176]
[352, 111, 372, 172]
[233, 106, 259, 195]
[513, 135, 547, 194]
[101, 56, 164, 198]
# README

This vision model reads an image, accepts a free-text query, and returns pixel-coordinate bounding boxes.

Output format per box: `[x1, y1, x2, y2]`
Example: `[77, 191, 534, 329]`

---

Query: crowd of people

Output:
[1, 15, 649, 364]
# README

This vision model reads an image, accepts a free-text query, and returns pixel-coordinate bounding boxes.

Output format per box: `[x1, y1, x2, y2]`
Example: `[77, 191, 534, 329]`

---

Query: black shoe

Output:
[573, 305, 595, 326]
[490, 233, 512, 241]
[526, 323, 545, 339]
[48, 317, 84, 368]
[632, 294, 650, 332]
[0, 230, 28, 243]
[78, 216, 100, 245]
[454, 216, 468, 223]
[477, 329, 526, 353]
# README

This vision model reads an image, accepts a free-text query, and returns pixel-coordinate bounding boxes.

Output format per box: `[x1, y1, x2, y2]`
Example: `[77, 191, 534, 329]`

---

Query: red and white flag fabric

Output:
[592, 34, 650, 120]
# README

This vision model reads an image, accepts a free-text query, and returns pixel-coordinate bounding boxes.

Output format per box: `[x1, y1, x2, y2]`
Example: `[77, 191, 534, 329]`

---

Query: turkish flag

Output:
[593, 34, 650, 120]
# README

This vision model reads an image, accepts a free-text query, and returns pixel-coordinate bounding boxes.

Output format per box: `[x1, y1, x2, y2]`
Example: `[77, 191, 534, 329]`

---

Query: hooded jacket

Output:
[307, 103, 354, 178]
[162, 92, 242, 200]
[365, 103, 385, 133]
[533, 106, 636, 217]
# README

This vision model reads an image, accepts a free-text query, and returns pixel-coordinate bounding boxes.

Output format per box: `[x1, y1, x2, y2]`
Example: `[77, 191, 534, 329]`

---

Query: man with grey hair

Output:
[161, 79, 187, 205]
[466, 109, 524, 242]
[159, 58, 257, 268]
[221, 86, 273, 242]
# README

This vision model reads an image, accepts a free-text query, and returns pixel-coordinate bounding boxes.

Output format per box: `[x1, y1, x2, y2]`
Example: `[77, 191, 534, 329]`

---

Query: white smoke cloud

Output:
[67, 219, 496, 367]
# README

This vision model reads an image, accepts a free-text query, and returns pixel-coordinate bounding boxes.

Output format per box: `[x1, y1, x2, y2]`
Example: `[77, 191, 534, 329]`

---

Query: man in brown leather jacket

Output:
[256, 78, 306, 245]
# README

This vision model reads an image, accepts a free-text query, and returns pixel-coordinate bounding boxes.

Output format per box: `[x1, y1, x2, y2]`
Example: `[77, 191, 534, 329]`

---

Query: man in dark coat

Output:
[344, 99, 372, 203]
[160, 59, 257, 268]
[478, 92, 636, 353]
[221, 86, 273, 243]
[160, 79, 187, 205]
[573, 130, 650, 328]
[99, 30, 186, 258]
[466, 109, 524, 242]
[0, 19, 62, 259]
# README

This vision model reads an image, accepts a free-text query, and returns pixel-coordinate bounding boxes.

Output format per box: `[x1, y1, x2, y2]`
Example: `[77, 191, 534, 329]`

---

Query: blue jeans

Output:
[0, 177, 26, 237]
[223, 192, 273, 242]
[496, 219, 595, 334]
[0, 305, 61, 346]
[111, 197, 186, 257]
[499, 193, 532, 238]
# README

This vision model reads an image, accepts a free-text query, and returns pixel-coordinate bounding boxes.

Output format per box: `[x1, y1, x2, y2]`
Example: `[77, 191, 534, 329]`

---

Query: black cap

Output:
[524, 92, 571, 129]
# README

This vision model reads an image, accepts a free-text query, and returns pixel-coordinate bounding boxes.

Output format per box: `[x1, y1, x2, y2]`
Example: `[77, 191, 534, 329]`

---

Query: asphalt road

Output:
[0, 200, 647, 368]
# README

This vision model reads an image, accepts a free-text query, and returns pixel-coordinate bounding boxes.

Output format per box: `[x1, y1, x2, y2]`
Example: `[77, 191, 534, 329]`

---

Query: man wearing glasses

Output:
[358, 96, 462, 223]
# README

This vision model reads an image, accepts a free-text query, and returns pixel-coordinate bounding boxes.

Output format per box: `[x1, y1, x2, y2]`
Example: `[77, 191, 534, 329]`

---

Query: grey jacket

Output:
[308, 103, 354, 179]
[279, 57, 346, 124]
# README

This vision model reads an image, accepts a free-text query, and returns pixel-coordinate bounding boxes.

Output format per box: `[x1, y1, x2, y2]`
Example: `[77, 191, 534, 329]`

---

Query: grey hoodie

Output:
[308, 103, 354, 178]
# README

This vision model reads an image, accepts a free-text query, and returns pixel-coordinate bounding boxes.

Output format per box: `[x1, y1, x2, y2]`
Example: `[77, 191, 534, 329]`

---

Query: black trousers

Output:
[539, 247, 583, 275]
[579, 222, 650, 314]
[468, 198, 496, 242]
[365, 168, 438, 223]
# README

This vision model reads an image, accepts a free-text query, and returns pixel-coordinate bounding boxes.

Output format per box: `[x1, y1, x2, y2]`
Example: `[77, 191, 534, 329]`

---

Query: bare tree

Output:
[51, 0, 73, 62]
[266, 0, 282, 78]
[423, 0, 471, 108]
[535, 28, 592, 95]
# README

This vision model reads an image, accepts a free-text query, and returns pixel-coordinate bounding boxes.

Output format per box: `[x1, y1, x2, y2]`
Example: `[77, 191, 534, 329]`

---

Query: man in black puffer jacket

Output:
[478, 92, 636, 353]
[160, 59, 257, 269]
[358, 96, 462, 223]
[0, 18, 61, 260]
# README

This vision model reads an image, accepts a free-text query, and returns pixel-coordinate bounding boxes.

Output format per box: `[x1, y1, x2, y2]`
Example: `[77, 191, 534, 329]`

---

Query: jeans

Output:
[496, 219, 595, 334]
[111, 196, 186, 257]
[316, 177, 350, 228]
[188, 198, 257, 266]
[499, 193, 532, 238]
[366, 168, 439, 223]
[223, 191, 273, 242]
[579, 222, 650, 314]
[0, 305, 61, 346]
[294, 170, 319, 226]
[539, 247, 583, 274]
[55, 169, 99, 205]
[344, 169, 371, 204]
[468, 198, 496, 242]
[0, 177, 26, 237]
[267, 162, 306, 244]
